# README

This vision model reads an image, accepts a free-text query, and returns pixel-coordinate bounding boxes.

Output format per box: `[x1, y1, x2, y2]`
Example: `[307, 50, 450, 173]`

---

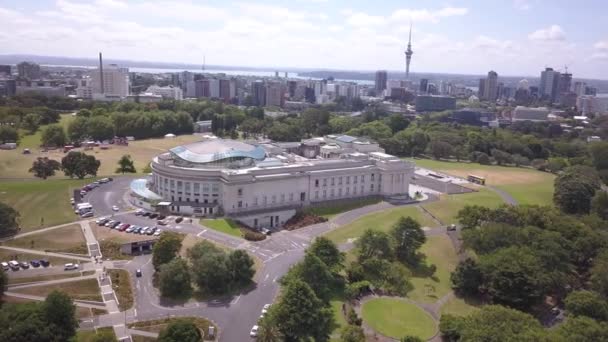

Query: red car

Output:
[119, 223, 131, 231]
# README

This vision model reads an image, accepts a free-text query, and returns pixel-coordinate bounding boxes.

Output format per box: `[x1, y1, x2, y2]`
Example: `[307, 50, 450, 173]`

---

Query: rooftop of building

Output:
[169, 138, 266, 164]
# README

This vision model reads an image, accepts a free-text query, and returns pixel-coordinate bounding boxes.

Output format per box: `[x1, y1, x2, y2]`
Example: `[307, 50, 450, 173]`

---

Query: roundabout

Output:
[361, 297, 438, 340]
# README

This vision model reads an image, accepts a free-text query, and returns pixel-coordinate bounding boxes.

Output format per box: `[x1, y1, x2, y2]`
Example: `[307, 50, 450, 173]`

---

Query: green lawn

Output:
[309, 198, 382, 219]
[410, 158, 555, 206]
[5, 223, 87, 254]
[324, 205, 437, 244]
[421, 188, 504, 225]
[440, 295, 482, 317]
[361, 297, 436, 340]
[200, 218, 243, 237]
[408, 235, 459, 303]
[17, 278, 102, 302]
[0, 179, 92, 231]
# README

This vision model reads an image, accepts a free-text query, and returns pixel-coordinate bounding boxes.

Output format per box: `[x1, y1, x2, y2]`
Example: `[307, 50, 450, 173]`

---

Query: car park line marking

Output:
[231, 295, 241, 304]
[272, 277, 278, 283]
[196, 230, 207, 237]
[264, 274, 269, 281]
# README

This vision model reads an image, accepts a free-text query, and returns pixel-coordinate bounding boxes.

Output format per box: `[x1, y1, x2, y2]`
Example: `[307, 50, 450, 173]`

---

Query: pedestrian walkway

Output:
[0, 246, 91, 262]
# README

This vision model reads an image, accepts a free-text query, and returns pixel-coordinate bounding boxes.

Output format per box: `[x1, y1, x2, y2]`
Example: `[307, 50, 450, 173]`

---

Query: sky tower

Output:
[405, 23, 413, 79]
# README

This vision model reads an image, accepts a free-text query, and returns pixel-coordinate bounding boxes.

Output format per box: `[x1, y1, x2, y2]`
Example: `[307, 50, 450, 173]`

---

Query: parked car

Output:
[70, 197, 75, 205]
[153, 229, 162, 236]
[447, 224, 457, 231]
[135, 209, 145, 216]
[135, 269, 142, 277]
[157, 220, 168, 226]
[40, 259, 50, 267]
[250, 325, 259, 337]
[142, 212, 151, 217]
[261, 228, 271, 235]
[112, 205, 119, 212]
[262, 304, 271, 314]
[64, 263, 79, 271]
[111, 221, 122, 229]
[175, 217, 183, 223]
[149, 213, 158, 219]
[20, 261, 30, 269]
[1, 262, 9, 271]
[8, 260, 20, 271]
[81, 211, 94, 218]
[125, 226, 135, 233]
[157, 215, 166, 220]
[99, 178, 110, 183]
[141, 227, 151, 235]
[146, 228, 155, 235]
[105, 220, 115, 227]
[30, 260, 40, 268]
[119, 223, 131, 231]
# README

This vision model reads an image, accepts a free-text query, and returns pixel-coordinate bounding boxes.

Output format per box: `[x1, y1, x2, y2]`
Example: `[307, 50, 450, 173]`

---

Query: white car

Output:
[153, 229, 162, 236]
[249, 325, 259, 337]
[64, 263, 79, 271]
[112, 205, 119, 211]
[262, 304, 271, 314]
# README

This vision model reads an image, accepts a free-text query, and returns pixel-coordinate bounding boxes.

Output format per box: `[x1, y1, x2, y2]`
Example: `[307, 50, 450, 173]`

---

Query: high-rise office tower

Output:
[265, 81, 285, 107]
[483, 70, 498, 101]
[405, 23, 413, 80]
[478, 78, 486, 98]
[419, 78, 429, 93]
[0, 65, 11, 76]
[375, 70, 388, 94]
[557, 72, 572, 96]
[90, 63, 130, 97]
[252, 81, 266, 106]
[17, 61, 41, 80]
[539, 67, 560, 102]
[574, 82, 586, 96]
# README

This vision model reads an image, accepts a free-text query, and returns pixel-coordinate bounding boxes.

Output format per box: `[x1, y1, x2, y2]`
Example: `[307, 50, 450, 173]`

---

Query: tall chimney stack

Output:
[99, 52, 104, 94]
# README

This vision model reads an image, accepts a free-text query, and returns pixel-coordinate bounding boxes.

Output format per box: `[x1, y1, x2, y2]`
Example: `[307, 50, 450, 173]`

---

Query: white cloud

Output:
[514, 0, 531, 10]
[390, 7, 468, 24]
[594, 41, 608, 50]
[528, 25, 566, 41]
[345, 12, 384, 27]
[590, 52, 608, 61]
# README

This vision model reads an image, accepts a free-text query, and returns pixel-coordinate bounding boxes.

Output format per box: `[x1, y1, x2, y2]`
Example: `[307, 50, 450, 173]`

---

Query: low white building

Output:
[512, 106, 551, 122]
[146, 85, 183, 100]
[137, 135, 414, 228]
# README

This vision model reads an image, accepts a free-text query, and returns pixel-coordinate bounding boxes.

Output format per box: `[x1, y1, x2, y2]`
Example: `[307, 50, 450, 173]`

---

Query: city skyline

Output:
[0, 0, 608, 79]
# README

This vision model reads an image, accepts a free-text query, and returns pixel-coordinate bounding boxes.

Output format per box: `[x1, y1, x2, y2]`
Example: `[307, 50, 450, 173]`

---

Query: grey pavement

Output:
[128, 329, 158, 338]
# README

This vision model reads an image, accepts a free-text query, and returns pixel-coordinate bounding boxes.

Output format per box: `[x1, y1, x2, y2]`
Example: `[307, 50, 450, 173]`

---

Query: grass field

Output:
[440, 295, 482, 317]
[8, 270, 95, 285]
[324, 205, 437, 244]
[3, 117, 202, 179]
[0, 179, 92, 231]
[0, 248, 79, 265]
[200, 218, 242, 238]
[5, 224, 87, 254]
[408, 235, 459, 303]
[108, 269, 134, 311]
[329, 293, 348, 341]
[421, 188, 504, 225]
[412, 158, 555, 206]
[361, 297, 436, 340]
[128, 317, 216, 335]
[75, 327, 116, 342]
[16, 277, 103, 302]
[309, 198, 382, 219]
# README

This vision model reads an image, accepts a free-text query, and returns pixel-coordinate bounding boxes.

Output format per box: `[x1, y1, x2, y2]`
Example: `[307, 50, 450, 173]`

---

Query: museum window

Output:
[238, 188, 243, 196]
[315, 179, 319, 187]
[338, 188, 342, 196]
[289, 193, 294, 201]
[354, 176, 358, 184]
[323, 190, 327, 198]
[370, 184, 374, 191]
[238, 201, 243, 208]
[346, 176, 350, 184]
[331, 178, 335, 186]
[323, 178, 327, 186]
[331, 189, 335, 197]
[371, 173, 375, 181]
[338, 177, 342, 185]
[361, 175, 365, 182]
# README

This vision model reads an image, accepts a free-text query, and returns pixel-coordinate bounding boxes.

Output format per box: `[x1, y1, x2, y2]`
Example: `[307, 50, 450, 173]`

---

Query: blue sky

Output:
[1, 0, 607, 78]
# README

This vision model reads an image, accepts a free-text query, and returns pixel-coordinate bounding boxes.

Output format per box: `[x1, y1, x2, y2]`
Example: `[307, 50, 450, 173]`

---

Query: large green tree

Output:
[0, 268, 6, 302]
[356, 229, 394, 261]
[43, 290, 78, 342]
[284, 252, 335, 302]
[61, 151, 100, 179]
[29, 157, 60, 179]
[41, 124, 67, 147]
[340, 324, 365, 342]
[157, 319, 202, 342]
[158, 258, 192, 299]
[553, 316, 608, 341]
[450, 258, 483, 296]
[273, 280, 334, 341]
[226, 249, 255, 287]
[0, 202, 19, 237]
[0, 126, 18, 144]
[592, 191, 608, 220]
[308, 237, 344, 271]
[565, 290, 608, 321]
[390, 217, 426, 266]
[554, 166, 602, 214]
[115, 154, 136, 174]
[21, 113, 40, 133]
[152, 232, 183, 270]
[190, 252, 230, 295]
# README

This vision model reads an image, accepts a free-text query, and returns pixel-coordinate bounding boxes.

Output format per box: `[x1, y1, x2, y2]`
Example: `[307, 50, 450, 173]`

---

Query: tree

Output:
[256, 316, 284, 342]
[390, 217, 426, 266]
[0, 126, 18, 144]
[450, 258, 483, 296]
[491, 148, 513, 166]
[554, 166, 602, 215]
[21, 113, 41, 133]
[553, 316, 608, 341]
[273, 280, 334, 341]
[0, 302, 53, 342]
[157, 319, 202, 342]
[67, 116, 89, 141]
[590, 141, 608, 172]
[565, 290, 608, 321]
[340, 325, 365, 342]
[591, 250, 608, 298]
[429, 140, 453, 160]
[158, 258, 192, 299]
[0, 202, 19, 237]
[454, 305, 548, 341]
[115, 154, 136, 174]
[191, 251, 230, 295]
[479, 247, 548, 309]
[43, 290, 78, 342]
[457, 205, 491, 229]
[308, 236, 344, 270]
[439, 314, 465, 342]
[284, 252, 336, 302]
[152, 232, 183, 270]
[29, 157, 60, 179]
[87, 116, 114, 141]
[61, 151, 100, 179]
[41, 124, 67, 147]
[401, 337, 423, 342]
[226, 249, 255, 287]
[592, 191, 608, 220]
[356, 229, 394, 261]
[0, 268, 6, 301]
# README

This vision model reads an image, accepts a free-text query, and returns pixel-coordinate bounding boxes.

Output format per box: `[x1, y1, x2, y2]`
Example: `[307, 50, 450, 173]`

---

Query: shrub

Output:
[243, 230, 266, 241]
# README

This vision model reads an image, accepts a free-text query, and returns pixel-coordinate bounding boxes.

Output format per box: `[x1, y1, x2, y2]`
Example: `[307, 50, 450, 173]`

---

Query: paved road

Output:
[486, 185, 518, 205]
[85, 177, 136, 216]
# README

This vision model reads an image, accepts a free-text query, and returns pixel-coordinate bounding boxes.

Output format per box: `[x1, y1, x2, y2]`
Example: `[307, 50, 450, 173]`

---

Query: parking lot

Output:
[75, 177, 133, 217]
